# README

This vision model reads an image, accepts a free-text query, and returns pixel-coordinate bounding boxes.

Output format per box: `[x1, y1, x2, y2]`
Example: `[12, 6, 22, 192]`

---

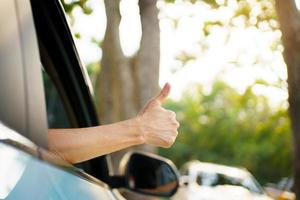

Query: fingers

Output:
[137, 82, 179, 148]
[155, 83, 171, 104]
[147, 131, 178, 148]
[172, 120, 180, 128]
[160, 130, 178, 148]
[168, 110, 176, 119]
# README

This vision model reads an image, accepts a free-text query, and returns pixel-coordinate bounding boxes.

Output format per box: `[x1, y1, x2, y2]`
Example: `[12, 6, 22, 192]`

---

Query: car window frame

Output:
[30, 0, 111, 182]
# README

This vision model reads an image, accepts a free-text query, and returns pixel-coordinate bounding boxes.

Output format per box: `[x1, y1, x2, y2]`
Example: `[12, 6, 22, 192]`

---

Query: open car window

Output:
[30, 0, 110, 181]
[42, 69, 72, 128]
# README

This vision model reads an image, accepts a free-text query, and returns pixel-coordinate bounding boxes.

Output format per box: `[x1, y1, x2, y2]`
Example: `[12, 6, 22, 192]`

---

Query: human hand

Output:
[136, 83, 180, 148]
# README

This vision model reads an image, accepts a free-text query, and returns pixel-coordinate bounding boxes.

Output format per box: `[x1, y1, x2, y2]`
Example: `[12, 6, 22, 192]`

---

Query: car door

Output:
[0, 0, 114, 198]
[0, 123, 118, 200]
[0, 1, 179, 199]
[0, 0, 48, 148]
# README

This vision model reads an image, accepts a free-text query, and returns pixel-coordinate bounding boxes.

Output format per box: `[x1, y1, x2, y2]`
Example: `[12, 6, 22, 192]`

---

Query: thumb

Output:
[139, 83, 171, 115]
[155, 83, 171, 104]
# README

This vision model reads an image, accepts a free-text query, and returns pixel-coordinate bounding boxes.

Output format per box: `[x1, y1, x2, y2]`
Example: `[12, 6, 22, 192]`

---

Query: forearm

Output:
[48, 117, 144, 164]
[48, 83, 179, 163]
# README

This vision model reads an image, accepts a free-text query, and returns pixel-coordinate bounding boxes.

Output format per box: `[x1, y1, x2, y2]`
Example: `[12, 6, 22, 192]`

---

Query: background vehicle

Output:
[0, 0, 179, 199]
[172, 160, 273, 200]
[265, 177, 295, 200]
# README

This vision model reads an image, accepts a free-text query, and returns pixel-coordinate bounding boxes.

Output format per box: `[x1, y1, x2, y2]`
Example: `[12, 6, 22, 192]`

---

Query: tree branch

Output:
[96, 0, 124, 124]
[275, 0, 300, 37]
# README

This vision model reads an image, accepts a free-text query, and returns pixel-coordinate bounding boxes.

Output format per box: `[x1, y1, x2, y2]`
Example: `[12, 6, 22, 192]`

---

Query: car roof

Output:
[185, 160, 250, 179]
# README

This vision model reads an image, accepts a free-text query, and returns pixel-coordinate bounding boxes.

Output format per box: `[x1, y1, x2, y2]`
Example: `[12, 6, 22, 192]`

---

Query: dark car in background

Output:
[0, 0, 179, 199]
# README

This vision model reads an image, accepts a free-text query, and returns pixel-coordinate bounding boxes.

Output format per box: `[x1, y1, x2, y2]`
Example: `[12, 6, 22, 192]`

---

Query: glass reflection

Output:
[127, 153, 178, 196]
[0, 143, 115, 200]
[0, 144, 28, 199]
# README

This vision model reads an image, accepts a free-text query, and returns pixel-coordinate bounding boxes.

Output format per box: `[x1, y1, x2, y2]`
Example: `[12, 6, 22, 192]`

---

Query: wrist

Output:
[126, 117, 145, 145]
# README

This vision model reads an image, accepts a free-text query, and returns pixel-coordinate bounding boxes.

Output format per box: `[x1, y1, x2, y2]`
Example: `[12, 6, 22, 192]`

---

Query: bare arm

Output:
[48, 83, 179, 164]
[48, 118, 144, 163]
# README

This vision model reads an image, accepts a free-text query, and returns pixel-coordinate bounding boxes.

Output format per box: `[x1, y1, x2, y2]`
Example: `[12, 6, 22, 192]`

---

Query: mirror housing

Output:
[109, 151, 179, 197]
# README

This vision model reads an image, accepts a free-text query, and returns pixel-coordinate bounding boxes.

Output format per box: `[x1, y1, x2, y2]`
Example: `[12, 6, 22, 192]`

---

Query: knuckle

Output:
[164, 142, 172, 148]
[149, 100, 160, 108]
[164, 136, 176, 148]
[168, 110, 176, 117]
[171, 122, 177, 127]
[161, 141, 169, 148]
[161, 137, 172, 148]
[171, 120, 180, 128]
[173, 120, 180, 127]
[167, 112, 176, 121]
[174, 130, 178, 137]
[175, 121, 180, 128]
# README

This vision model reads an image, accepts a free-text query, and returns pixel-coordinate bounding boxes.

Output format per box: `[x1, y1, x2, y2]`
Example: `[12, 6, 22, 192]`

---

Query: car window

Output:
[42, 69, 71, 128]
[30, 0, 110, 181]
[0, 142, 115, 200]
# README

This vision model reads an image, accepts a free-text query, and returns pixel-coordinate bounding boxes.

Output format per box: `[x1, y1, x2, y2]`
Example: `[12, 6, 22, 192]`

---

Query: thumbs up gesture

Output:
[136, 83, 180, 148]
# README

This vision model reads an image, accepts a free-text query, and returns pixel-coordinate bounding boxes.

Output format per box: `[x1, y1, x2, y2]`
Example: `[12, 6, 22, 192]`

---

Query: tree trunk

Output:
[95, 0, 160, 175]
[132, 0, 160, 154]
[275, 0, 300, 198]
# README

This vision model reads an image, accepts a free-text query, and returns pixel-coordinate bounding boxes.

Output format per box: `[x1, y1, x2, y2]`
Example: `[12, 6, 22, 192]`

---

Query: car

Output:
[0, 0, 179, 199]
[172, 160, 273, 200]
[265, 177, 295, 200]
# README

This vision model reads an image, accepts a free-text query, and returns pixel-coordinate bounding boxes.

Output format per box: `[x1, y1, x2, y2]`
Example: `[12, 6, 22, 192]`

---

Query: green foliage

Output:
[234, 1, 252, 19]
[91, 37, 103, 48]
[203, 21, 224, 36]
[198, 0, 277, 35]
[164, 0, 176, 3]
[202, 0, 220, 8]
[61, 0, 92, 15]
[74, 32, 81, 39]
[175, 51, 197, 66]
[159, 80, 292, 184]
[86, 61, 101, 88]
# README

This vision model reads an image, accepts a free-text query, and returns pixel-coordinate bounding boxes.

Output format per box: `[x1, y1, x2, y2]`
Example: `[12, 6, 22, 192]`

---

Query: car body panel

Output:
[1, 143, 116, 200]
[0, 0, 48, 148]
[0, 122, 117, 200]
[0, 0, 113, 197]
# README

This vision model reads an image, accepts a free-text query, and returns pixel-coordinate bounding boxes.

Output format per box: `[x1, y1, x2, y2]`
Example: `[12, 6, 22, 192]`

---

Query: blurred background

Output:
[60, 0, 300, 199]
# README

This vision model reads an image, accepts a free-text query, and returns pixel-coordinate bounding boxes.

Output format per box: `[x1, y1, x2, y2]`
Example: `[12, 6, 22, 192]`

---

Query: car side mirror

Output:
[108, 151, 179, 197]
